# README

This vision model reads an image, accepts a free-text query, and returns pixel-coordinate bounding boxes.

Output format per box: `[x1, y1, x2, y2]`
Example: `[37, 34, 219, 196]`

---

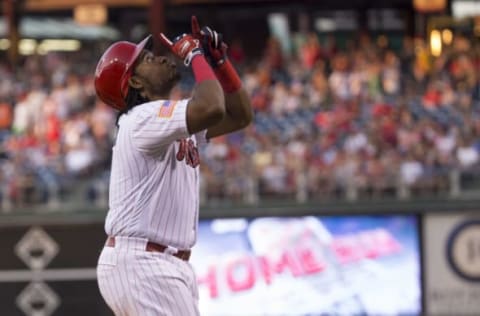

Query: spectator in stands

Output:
[2, 29, 480, 208]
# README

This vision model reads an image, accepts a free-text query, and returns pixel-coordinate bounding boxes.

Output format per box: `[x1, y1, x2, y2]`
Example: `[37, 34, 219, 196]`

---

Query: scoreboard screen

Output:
[191, 214, 422, 316]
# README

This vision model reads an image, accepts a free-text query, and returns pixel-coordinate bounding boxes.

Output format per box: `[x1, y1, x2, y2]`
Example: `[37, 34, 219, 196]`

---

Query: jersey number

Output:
[176, 139, 200, 168]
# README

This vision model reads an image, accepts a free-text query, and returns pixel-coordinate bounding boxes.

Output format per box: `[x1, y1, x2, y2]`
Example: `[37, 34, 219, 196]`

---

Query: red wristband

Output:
[191, 55, 216, 83]
[214, 59, 242, 93]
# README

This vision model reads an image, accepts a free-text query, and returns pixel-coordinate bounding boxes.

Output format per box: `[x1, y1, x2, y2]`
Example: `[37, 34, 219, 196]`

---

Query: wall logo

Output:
[16, 282, 60, 316]
[14, 227, 60, 316]
[446, 220, 480, 282]
[15, 227, 59, 270]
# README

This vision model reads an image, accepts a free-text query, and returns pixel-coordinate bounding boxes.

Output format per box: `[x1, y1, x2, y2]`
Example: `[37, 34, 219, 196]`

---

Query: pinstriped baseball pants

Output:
[97, 236, 200, 316]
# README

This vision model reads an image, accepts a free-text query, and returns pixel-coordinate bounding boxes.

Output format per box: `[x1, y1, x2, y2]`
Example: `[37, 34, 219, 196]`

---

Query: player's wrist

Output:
[184, 47, 204, 67]
[214, 59, 242, 93]
[211, 55, 227, 68]
[191, 54, 216, 83]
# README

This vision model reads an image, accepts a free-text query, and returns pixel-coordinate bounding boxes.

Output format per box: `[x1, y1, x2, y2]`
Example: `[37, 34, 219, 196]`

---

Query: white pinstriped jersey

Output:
[104, 99, 206, 250]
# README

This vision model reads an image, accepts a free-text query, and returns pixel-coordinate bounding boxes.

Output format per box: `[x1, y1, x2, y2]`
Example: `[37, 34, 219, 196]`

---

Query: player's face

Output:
[131, 50, 180, 97]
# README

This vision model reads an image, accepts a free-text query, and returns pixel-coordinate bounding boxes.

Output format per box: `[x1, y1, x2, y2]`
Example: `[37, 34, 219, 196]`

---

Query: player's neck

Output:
[149, 93, 170, 101]
[143, 90, 172, 102]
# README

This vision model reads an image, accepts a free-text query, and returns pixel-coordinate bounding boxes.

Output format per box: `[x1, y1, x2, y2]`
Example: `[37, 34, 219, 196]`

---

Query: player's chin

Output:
[171, 71, 181, 83]
[161, 74, 181, 93]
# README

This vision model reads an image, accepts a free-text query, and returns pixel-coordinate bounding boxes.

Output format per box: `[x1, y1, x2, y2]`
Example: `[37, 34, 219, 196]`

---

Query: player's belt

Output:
[106, 236, 191, 261]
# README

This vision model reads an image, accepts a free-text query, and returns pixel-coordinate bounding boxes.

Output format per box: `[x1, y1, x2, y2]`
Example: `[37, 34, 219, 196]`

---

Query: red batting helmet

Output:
[94, 35, 153, 111]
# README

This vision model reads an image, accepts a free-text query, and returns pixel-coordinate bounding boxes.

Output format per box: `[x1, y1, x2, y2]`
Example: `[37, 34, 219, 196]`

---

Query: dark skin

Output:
[128, 49, 252, 139]
[205, 87, 253, 139]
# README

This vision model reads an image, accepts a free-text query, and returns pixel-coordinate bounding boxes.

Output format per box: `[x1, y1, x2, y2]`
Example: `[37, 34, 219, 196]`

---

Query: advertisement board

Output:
[191, 215, 421, 316]
[424, 213, 480, 315]
[0, 223, 112, 316]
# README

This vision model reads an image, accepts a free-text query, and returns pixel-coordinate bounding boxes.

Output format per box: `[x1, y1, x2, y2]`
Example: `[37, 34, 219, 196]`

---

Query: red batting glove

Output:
[157, 33, 203, 66]
[191, 16, 241, 92]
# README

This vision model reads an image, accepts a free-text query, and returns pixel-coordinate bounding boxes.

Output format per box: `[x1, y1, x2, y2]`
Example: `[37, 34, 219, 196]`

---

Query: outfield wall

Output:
[0, 199, 479, 316]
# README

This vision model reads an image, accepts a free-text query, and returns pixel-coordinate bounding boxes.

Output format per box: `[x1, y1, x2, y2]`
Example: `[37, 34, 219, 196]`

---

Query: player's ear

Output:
[128, 75, 143, 90]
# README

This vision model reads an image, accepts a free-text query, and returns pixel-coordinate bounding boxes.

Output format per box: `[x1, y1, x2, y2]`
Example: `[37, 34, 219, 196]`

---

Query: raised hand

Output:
[157, 32, 203, 66]
[191, 16, 228, 67]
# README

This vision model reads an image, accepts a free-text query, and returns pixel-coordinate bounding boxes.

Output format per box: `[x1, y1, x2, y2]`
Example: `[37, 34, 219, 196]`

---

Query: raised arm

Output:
[191, 16, 253, 139]
[158, 32, 225, 134]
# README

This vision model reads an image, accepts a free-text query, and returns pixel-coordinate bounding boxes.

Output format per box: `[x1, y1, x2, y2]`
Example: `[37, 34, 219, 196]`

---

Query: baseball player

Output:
[94, 16, 252, 316]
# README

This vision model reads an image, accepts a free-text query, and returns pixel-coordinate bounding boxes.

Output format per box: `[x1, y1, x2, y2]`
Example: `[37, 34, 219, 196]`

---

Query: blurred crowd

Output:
[202, 32, 480, 201]
[1, 30, 480, 209]
[0, 50, 116, 207]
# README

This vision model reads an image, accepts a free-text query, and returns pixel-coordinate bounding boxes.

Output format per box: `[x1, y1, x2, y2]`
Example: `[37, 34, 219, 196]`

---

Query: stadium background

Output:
[0, 0, 480, 315]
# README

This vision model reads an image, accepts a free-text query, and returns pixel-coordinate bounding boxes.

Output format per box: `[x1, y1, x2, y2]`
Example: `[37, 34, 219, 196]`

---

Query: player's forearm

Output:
[215, 59, 253, 127]
[224, 88, 253, 128]
[187, 55, 225, 134]
[192, 80, 224, 119]
[191, 55, 224, 114]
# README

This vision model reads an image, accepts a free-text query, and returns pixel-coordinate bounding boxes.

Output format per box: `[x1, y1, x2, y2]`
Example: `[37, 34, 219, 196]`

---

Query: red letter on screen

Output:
[197, 265, 219, 299]
[226, 257, 255, 293]
[330, 236, 363, 264]
[296, 247, 326, 275]
[258, 250, 303, 285]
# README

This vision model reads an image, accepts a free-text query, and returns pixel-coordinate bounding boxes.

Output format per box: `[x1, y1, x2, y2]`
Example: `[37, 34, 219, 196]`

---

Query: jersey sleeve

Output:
[132, 99, 190, 153]
[195, 130, 208, 147]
